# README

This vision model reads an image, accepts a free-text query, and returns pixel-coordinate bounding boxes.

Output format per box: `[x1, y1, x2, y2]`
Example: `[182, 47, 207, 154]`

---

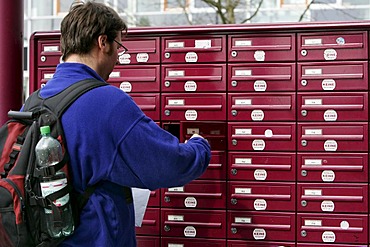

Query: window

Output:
[56, 0, 81, 15]
[343, 0, 370, 4]
[137, 0, 161, 12]
[282, 0, 307, 4]
[164, 0, 188, 11]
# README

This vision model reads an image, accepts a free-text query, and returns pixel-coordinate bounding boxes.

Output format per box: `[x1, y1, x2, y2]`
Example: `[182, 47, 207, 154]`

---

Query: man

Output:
[40, 2, 211, 246]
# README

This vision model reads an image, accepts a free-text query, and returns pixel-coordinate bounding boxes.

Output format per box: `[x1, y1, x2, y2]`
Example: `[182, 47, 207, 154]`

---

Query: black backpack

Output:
[0, 79, 107, 247]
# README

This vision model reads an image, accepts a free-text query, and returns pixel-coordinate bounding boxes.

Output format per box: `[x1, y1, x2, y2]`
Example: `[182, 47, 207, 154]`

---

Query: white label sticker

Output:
[235, 40, 252, 46]
[305, 99, 322, 105]
[185, 52, 198, 63]
[43, 73, 54, 80]
[252, 139, 265, 151]
[254, 199, 267, 210]
[264, 129, 273, 137]
[235, 158, 252, 164]
[184, 81, 197, 91]
[168, 99, 184, 106]
[304, 189, 322, 196]
[136, 53, 149, 63]
[168, 42, 184, 48]
[321, 200, 335, 212]
[324, 110, 338, 121]
[118, 53, 131, 64]
[254, 80, 267, 91]
[185, 110, 198, 120]
[168, 70, 185, 77]
[305, 39, 322, 45]
[254, 169, 267, 181]
[168, 215, 184, 221]
[251, 110, 264, 121]
[235, 217, 252, 224]
[195, 40, 211, 49]
[43, 46, 59, 52]
[184, 197, 197, 208]
[321, 170, 335, 182]
[168, 187, 184, 192]
[168, 244, 184, 247]
[184, 226, 196, 237]
[305, 129, 323, 135]
[109, 71, 120, 78]
[305, 159, 322, 166]
[187, 128, 199, 135]
[340, 221, 350, 230]
[305, 220, 322, 226]
[305, 69, 322, 75]
[253, 228, 266, 240]
[324, 140, 338, 152]
[235, 99, 252, 105]
[324, 49, 337, 61]
[235, 70, 252, 76]
[40, 178, 69, 210]
[235, 188, 252, 194]
[235, 129, 252, 135]
[254, 50, 266, 61]
[322, 231, 336, 243]
[322, 79, 336, 91]
[120, 82, 132, 92]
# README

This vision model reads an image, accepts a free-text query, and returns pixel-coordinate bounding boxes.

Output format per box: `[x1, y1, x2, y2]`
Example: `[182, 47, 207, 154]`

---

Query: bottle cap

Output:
[40, 126, 51, 135]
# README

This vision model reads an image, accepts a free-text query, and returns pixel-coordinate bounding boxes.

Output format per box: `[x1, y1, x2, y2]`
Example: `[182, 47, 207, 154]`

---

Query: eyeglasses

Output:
[113, 39, 128, 56]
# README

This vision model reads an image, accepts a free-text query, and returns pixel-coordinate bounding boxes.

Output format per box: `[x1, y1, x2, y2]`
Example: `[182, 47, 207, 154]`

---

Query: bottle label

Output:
[40, 178, 69, 211]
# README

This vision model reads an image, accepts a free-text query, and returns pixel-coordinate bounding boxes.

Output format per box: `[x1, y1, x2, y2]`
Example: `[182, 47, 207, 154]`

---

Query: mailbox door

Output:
[135, 207, 160, 235]
[147, 189, 161, 208]
[162, 237, 226, 246]
[228, 240, 295, 247]
[136, 236, 160, 247]
[119, 37, 160, 65]
[37, 67, 56, 89]
[198, 151, 227, 180]
[37, 39, 62, 67]
[129, 93, 160, 121]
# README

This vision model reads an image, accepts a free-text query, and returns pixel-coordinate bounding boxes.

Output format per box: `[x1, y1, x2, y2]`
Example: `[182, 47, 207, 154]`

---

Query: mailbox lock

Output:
[301, 110, 307, 117]
[164, 81, 171, 87]
[301, 140, 307, 146]
[301, 79, 308, 86]
[231, 169, 238, 176]
[231, 51, 238, 57]
[40, 56, 46, 62]
[231, 227, 237, 234]
[301, 170, 307, 177]
[231, 80, 238, 87]
[231, 110, 238, 117]
[164, 196, 170, 203]
[164, 225, 171, 232]
[165, 110, 171, 116]
[301, 50, 307, 56]
[232, 139, 238, 146]
[301, 200, 307, 207]
[231, 198, 238, 205]
[164, 52, 171, 59]
[301, 230, 307, 237]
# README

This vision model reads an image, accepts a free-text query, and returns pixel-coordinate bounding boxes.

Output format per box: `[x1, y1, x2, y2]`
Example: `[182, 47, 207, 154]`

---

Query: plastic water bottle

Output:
[35, 125, 74, 238]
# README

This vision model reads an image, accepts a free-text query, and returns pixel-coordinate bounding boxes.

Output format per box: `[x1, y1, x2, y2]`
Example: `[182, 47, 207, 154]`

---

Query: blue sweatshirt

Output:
[38, 63, 211, 247]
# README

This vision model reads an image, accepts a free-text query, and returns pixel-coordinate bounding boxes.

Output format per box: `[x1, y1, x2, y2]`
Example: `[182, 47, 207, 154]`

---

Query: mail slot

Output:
[129, 93, 160, 121]
[147, 189, 161, 208]
[229, 93, 296, 121]
[297, 213, 368, 244]
[162, 64, 226, 92]
[228, 240, 295, 247]
[298, 61, 368, 91]
[118, 37, 160, 64]
[228, 33, 295, 62]
[162, 35, 226, 63]
[135, 207, 160, 236]
[162, 237, 226, 246]
[297, 243, 367, 247]
[298, 31, 368, 61]
[228, 122, 296, 151]
[162, 93, 226, 121]
[37, 39, 62, 67]
[136, 236, 160, 247]
[180, 121, 227, 150]
[298, 123, 368, 152]
[297, 153, 368, 183]
[197, 151, 226, 180]
[228, 63, 296, 92]
[297, 183, 368, 213]
[228, 181, 295, 211]
[298, 92, 368, 121]
[162, 180, 226, 209]
[37, 67, 56, 89]
[108, 65, 160, 93]
[161, 208, 226, 239]
[228, 211, 295, 241]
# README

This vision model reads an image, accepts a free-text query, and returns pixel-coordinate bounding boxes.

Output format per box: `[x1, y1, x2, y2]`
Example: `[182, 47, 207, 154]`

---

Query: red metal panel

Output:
[229, 93, 296, 121]
[180, 121, 227, 151]
[108, 65, 160, 93]
[228, 63, 296, 92]
[228, 122, 296, 151]
[162, 180, 226, 209]
[162, 35, 226, 63]
[198, 151, 227, 180]
[298, 31, 368, 61]
[297, 213, 368, 244]
[147, 189, 161, 208]
[136, 236, 160, 247]
[228, 211, 295, 241]
[119, 36, 160, 64]
[297, 183, 368, 213]
[228, 240, 295, 247]
[161, 209, 227, 239]
[129, 93, 160, 121]
[228, 152, 296, 182]
[297, 153, 368, 183]
[37, 67, 56, 89]
[297, 243, 367, 247]
[228, 34, 295, 62]
[162, 64, 226, 92]
[228, 181, 295, 211]
[162, 93, 226, 121]
[37, 39, 62, 67]
[135, 207, 160, 236]
[298, 92, 368, 121]
[162, 237, 226, 246]
[298, 61, 368, 91]
[298, 123, 368, 152]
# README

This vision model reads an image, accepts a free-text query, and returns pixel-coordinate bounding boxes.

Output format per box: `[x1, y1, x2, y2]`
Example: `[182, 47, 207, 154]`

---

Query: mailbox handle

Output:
[302, 165, 363, 171]
[208, 163, 222, 169]
[231, 105, 292, 110]
[141, 219, 157, 226]
[301, 195, 364, 202]
[301, 42, 364, 50]
[232, 134, 292, 141]
[301, 104, 364, 110]
[164, 221, 222, 228]
[231, 75, 291, 81]
[166, 105, 222, 110]
[301, 134, 363, 141]
[233, 44, 291, 51]
[164, 192, 222, 198]
[127, 48, 156, 53]
[301, 225, 363, 233]
[232, 164, 291, 171]
[137, 105, 156, 111]
[165, 76, 222, 82]
[165, 46, 222, 52]
[301, 73, 363, 80]
[231, 194, 291, 201]
[108, 76, 156, 82]
[231, 223, 291, 230]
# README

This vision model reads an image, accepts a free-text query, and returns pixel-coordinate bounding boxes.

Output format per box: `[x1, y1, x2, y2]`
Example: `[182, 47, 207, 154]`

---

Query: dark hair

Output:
[60, 1, 127, 61]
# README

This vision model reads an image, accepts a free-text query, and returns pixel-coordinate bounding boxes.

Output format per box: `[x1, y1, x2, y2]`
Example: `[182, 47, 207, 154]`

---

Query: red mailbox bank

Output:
[30, 21, 370, 247]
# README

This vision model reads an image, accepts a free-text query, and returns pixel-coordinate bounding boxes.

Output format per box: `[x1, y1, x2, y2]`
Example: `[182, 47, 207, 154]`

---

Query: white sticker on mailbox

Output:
[109, 71, 120, 78]
[235, 129, 252, 135]
[168, 244, 184, 247]
[264, 129, 273, 137]
[43, 46, 59, 52]
[252, 139, 265, 151]
[168, 99, 184, 106]
[235, 99, 252, 105]
[235, 188, 252, 194]
[235, 217, 251, 224]
[324, 110, 337, 121]
[254, 50, 266, 61]
[118, 54, 131, 64]
[254, 199, 267, 211]
[44, 73, 54, 80]
[322, 231, 336, 243]
[120, 82, 132, 92]
[168, 70, 185, 77]
[324, 49, 337, 61]
[235, 40, 252, 46]
[305, 220, 322, 226]
[185, 52, 198, 63]
[321, 170, 335, 182]
[251, 110, 264, 121]
[304, 189, 322, 196]
[322, 79, 336, 91]
[340, 221, 350, 230]
[195, 40, 211, 49]
[235, 70, 252, 76]
[168, 187, 184, 192]
[304, 39, 322, 45]
[184, 81, 197, 91]
[305, 129, 322, 135]
[305, 99, 322, 105]
[184, 226, 196, 237]
[168, 215, 184, 221]
[254, 169, 267, 181]
[185, 110, 198, 120]
[184, 197, 197, 208]
[321, 200, 335, 212]
[253, 228, 266, 240]
[324, 140, 338, 152]
[136, 53, 149, 63]
[168, 42, 184, 48]
[235, 158, 252, 164]
[305, 159, 322, 166]
[305, 69, 322, 75]
[254, 80, 267, 91]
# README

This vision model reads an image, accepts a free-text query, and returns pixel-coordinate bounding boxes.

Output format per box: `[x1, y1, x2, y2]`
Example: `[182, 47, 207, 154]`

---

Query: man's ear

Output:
[97, 34, 108, 50]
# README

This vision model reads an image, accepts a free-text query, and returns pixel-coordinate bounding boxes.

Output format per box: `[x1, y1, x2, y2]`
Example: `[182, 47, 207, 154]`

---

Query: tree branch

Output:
[299, 0, 315, 22]
[241, 0, 263, 24]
